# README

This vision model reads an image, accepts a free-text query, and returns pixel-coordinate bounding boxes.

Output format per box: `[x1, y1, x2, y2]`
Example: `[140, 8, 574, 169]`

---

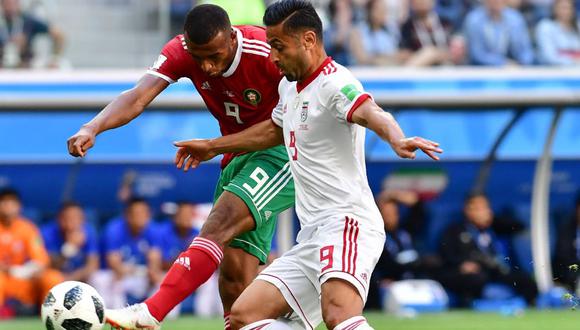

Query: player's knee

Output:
[322, 295, 360, 329]
[322, 305, 347, 329]
[199, 212, 233, 245]
[229, 302, 255, 330]
[200, 206, 248, 245]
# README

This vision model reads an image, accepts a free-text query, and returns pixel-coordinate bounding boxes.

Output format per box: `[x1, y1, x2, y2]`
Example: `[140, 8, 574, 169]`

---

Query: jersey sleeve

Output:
[271, 81, 285, 127]
[271, 99, 284, 127]
[146, 36, 189, 83]
[318, 72, 372, 124]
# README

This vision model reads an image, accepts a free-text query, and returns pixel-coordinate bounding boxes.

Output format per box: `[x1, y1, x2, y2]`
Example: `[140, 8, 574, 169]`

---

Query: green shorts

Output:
[214, 145, 294, 264]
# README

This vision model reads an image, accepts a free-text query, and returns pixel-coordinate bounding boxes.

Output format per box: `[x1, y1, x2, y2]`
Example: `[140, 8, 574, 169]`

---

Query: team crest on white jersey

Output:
[300, 101, 309, 122]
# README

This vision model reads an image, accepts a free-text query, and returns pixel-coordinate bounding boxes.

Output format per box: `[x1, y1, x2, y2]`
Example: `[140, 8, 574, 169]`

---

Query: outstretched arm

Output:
[351, 99, 442, 160]
[174, 119, 284, 171]
[67, 74, 169, 157]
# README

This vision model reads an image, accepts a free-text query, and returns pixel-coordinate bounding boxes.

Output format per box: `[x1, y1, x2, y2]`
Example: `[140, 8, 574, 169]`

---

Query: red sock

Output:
[145, 237, 223, 321]
[224, 312, 231, 330]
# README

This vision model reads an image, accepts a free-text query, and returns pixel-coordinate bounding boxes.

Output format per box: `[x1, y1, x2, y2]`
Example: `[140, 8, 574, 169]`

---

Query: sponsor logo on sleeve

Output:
[340, 84, 362, 102]
[151, 55, 167, 70]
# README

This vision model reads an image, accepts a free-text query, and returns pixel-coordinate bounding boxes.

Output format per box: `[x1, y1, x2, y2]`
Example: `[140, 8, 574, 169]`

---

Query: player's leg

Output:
[230, 246, 321, 330]
[106, 191, 255, 329]
[229, 280, 291, 330]
[219, 245, 260, 330]
[321, 279, 372, 329]
[218, 146, 294, 319]
[144, 191, 255, 320]
[318, 216, 385, 329]
[106, 147, 293, 329]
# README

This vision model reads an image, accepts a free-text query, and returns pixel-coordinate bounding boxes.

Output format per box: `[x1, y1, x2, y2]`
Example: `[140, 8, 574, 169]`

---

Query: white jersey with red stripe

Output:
[256, 214, 385, 329]
[271, 57, 384, 241]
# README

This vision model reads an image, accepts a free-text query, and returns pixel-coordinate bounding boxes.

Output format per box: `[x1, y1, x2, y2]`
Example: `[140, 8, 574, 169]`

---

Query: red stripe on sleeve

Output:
[346, 94, 371, 123]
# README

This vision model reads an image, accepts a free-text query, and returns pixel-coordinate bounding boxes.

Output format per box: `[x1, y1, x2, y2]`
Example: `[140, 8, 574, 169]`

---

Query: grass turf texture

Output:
[3, 310, 579, 330]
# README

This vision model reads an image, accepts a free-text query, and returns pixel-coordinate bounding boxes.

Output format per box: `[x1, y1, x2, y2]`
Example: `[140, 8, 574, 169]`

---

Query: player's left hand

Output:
[393, 137, 443, 160]
[173, 139, 217, 171]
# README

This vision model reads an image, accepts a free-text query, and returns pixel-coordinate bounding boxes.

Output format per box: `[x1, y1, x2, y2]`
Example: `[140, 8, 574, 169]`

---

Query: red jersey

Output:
[147, 26, 283, 167]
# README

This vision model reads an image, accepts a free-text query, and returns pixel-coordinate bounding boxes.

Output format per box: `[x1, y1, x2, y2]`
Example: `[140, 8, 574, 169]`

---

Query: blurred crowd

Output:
[1, 181, 579, 318]
[318, 0, 580, 67]
[315, 0, 580, 67]
[0, 188, 227, 319]
[3, 0, 580, 69]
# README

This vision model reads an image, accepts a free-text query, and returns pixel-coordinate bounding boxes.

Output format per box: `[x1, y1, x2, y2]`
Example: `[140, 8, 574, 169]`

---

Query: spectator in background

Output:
[90, 198, 162, 309]
[436, 0, 478, 32]
[438, 193, 537, 306]
[535, 0, 580, 65]
[324, 0, 353, 65]
[464, 0, 534, 66]
[383, 0, 410, 26]
[527, 0, 554, 23]
[41, 201, 99, 283]
[157, 202, 200, 270]
[0, 188, 62, 318]
[0, 0, 64, 68]
[349, 0, 400, 66]
[367, 190, 441, 309]
[399, 0, 463, 66]
[553, 195, 580, 292]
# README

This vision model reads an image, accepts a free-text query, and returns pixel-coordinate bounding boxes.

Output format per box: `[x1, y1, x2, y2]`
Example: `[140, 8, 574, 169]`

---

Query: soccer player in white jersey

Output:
[173, 1, 442, 329]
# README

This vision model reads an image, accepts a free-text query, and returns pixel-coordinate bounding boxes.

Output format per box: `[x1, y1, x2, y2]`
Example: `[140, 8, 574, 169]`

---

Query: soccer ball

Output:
[41, 281, 105, 330]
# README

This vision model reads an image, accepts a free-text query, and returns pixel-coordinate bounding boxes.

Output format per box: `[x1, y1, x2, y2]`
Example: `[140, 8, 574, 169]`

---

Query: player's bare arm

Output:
[173, 119, 283, 171]
[67, 75, 169, 157]
[351, 98, 443, 160]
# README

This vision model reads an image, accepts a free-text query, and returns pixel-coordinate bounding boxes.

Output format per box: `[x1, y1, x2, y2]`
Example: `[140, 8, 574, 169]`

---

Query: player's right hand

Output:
[67, 126, 97, 157]
[173, 139, 217, 171]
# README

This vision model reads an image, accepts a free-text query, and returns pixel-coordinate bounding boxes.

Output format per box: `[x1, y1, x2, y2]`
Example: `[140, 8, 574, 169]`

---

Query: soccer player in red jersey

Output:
[67, 5, 294, 330]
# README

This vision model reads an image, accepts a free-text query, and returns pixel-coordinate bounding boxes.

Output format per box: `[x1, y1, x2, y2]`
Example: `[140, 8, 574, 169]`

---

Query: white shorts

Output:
[257, 214, 385, 329]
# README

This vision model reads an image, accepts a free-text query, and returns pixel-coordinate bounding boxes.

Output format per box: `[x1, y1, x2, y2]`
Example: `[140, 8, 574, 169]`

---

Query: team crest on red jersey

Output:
[243, 89, 261, 106]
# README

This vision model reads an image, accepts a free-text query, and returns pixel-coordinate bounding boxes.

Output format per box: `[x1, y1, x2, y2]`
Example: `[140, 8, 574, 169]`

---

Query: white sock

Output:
[240, 319, 275, 330]
[333, 316, 374, 330]
[264, 319, 294, 330]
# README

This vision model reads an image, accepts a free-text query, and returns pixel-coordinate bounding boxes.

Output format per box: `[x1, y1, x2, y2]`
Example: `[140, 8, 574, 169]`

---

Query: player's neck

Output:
[223, 35, 239, 73]
[300, 50, 328, 82]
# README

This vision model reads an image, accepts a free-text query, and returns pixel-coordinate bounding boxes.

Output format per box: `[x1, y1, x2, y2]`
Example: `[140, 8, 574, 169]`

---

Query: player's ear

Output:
[302, 30, 317, 50]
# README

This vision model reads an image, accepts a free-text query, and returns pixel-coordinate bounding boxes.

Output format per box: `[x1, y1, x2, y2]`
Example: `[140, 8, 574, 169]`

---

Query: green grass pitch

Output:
[2, 310, 579, 330]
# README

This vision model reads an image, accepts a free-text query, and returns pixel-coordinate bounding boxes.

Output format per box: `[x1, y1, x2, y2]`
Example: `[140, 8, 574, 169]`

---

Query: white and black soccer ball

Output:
[41, 281, 106, 330]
